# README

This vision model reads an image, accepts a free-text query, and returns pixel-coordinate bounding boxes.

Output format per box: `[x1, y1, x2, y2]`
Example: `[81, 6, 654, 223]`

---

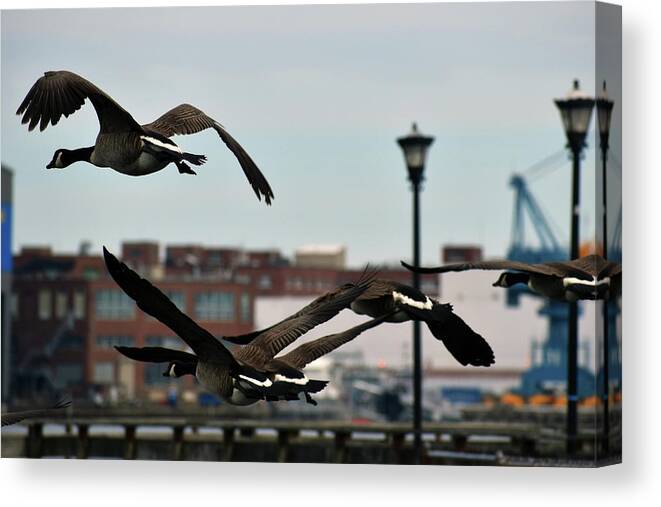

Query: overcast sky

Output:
[0, 2, 620, 268]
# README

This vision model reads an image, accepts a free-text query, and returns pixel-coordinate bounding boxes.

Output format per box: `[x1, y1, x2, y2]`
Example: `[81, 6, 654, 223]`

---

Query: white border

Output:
[2, 0, 660, 505]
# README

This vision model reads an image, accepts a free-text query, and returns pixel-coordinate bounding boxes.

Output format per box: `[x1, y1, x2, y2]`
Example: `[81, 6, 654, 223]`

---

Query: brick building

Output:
[11, 243, 255, 402]
[10, 242, 438, 403]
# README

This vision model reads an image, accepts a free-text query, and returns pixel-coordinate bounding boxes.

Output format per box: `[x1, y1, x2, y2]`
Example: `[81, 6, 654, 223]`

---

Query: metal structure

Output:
[396, 122, 434, 464]
[554, 79, 595, 455]
[505, 173, 595, 399]
[596, 80, 618, 454]
[509, 172, 595, 394]
[1, 165, 13, 403]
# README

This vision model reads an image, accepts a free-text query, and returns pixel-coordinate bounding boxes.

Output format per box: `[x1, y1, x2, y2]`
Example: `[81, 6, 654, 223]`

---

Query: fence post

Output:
[77, 424, 89, 459]
[27, 423, 44, 458]
[334, 430, 350, 464]
[173, 425, 185, 461]
[222, 427, 235, 461]
[124, 425, 137, 460]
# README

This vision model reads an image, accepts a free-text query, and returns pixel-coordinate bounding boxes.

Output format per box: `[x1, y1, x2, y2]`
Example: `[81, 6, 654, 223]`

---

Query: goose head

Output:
[163, 362, 195, 378]
[492, 272, 529, 288]
[46, 147, 92, 169]
[46, 149, 72, 169]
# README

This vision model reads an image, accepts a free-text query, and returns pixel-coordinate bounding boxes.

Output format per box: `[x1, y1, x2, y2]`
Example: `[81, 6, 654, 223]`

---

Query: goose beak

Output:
[46, 162, 54, 169]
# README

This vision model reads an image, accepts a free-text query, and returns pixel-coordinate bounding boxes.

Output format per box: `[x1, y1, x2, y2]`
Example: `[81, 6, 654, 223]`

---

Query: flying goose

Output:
[103, 247, 377, 405]
[346, 279, 495, 367]
[401, 254, 621, 302]
[117, 313, 391, 405]
[1, 396, 71, 427]
[16, 71, 274, 204]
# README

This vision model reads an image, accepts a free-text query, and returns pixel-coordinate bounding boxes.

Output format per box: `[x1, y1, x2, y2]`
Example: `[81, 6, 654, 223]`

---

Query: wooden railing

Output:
[1, 414, 619, 464]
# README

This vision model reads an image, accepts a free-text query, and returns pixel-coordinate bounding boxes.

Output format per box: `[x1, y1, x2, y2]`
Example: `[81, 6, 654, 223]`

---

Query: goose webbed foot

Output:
[176, 161, 197, 175]
[304, 392, 318, 406]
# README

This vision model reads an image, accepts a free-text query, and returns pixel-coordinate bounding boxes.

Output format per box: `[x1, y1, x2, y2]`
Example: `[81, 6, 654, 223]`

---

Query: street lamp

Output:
[554, 79, 595, 455]
[596, 80, 614, 455]
[397, 122, 434, 464]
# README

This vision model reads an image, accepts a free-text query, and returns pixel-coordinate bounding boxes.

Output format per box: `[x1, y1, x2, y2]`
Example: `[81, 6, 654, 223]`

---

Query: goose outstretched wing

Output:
[17, 70, 142, 133]
[102, 247, 236, 365]
[225, 266, 379, 346]
[115, 346, 198, 365]
[401, 258, 589, 279]
[276, 314, 390, 370]
[567, 254, 621, 279]
[1, 396, 71, 427]
[143, 104, 274, 204]
[234, 282, 370, 369]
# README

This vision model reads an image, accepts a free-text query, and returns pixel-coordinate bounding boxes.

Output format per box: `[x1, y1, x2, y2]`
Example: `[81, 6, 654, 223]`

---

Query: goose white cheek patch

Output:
[392, 291, 433, 310]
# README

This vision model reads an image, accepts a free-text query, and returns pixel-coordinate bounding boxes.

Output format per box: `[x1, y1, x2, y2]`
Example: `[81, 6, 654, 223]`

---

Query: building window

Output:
[207, 252, 222, 267]
[93, 362, 115, 384]
[73, 292, 86, 319]
[145, 336, 184, 350]
[194, 291, 234, 321]
[95, 289, 135, 320]
[96, 335, 134, 349]
[258, 275, 272, 289]
[38, 289, 51, 320]
[240, 293, 251, 322]
[84, 267, 100, 280]
[55, 292, 68, 319]
[144, 364, 169, 385]
[54, 363, 83, 388]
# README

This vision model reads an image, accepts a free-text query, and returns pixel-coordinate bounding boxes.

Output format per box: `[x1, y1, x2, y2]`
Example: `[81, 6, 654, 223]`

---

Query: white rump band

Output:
[392, 291, 433, 310]
[274, 374, 309, 385]
[141, 136, 182, 154]
[563, 276, 610, 288]
[239, 374, 272, 387]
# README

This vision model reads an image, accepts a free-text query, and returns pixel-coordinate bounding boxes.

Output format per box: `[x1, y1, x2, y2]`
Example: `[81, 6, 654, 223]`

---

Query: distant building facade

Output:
[442, 245, 483, 263]
[2, 165, 14, 402]
[295, 244, 346, 269]
[9, 241, 434, 403]
[11, 243, 256, 402]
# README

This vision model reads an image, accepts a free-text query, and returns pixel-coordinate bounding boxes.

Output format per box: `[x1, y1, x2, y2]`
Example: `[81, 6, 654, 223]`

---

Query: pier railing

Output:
[2, 414, 619, 464]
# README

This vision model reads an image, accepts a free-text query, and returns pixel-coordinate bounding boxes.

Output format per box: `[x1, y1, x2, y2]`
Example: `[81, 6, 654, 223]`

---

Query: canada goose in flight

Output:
[16, 71, 274, 204]
[223, 265, 381, 347]
[401, 254, 621, 302]
[346, 279, 494, 367]
[1, 396, 71, 427]
[117, 314, 390, 405]
[103, 247, 377, 405]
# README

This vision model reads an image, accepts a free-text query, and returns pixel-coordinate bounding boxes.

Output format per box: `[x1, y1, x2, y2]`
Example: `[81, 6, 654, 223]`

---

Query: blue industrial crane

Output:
[504, 172, 595, 398]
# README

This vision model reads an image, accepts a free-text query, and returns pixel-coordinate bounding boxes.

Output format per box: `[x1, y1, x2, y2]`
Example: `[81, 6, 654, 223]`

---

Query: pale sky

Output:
[1, 2, 620, 269]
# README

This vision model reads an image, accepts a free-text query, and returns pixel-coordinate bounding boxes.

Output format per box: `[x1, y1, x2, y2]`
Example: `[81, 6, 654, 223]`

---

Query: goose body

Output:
[103, 247, 380, 405]
[402, 254, 621, 302]
[17, 71, 274, 203]
[348, 279, 494, 367]
[119, 314, 390, 406]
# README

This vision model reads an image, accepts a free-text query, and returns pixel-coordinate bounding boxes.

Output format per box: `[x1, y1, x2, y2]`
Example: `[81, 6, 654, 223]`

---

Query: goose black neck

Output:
[169, 361, 197, 377]
[504, 272, 530, 287]
[69, 147, 94, 163]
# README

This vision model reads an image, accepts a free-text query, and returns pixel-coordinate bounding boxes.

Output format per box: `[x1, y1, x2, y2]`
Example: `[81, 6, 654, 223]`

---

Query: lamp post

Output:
[596, 80, 614, 455]
[397, 122, 434, 464]
[554, 79, 595, 455]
